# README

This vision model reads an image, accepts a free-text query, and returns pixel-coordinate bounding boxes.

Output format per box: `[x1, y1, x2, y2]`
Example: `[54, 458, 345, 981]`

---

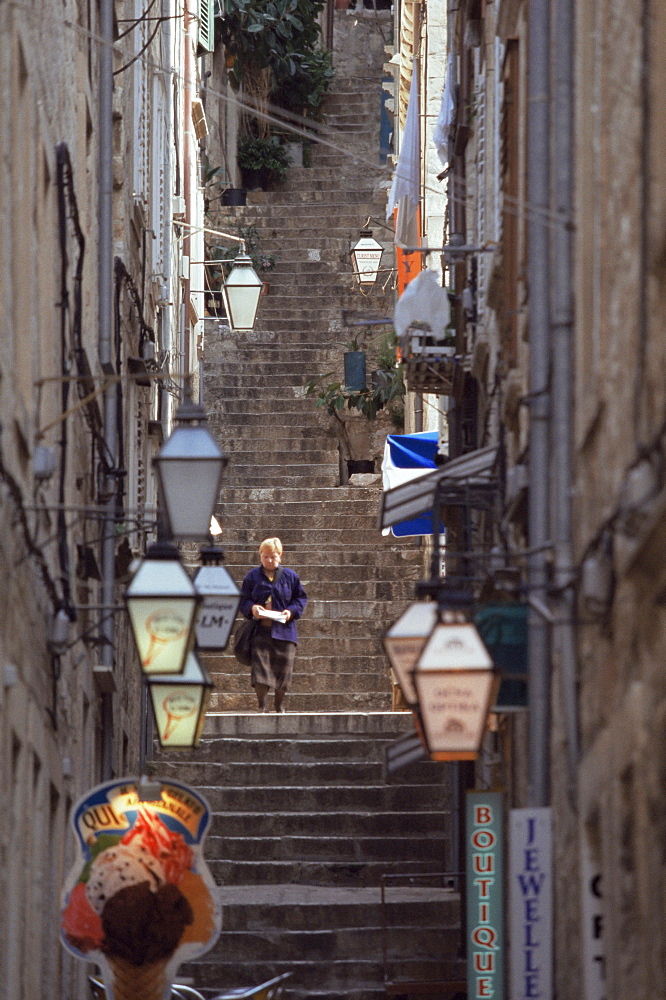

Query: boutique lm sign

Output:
[466, 791, 504, 1000]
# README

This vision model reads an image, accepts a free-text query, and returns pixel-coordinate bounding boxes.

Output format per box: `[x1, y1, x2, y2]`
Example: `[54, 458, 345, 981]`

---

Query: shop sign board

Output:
[60, 777, 221, 1000]
[580, 837, 606, 1000]
[466, 790, 504, 1000]
[509, 807, 552, 1000]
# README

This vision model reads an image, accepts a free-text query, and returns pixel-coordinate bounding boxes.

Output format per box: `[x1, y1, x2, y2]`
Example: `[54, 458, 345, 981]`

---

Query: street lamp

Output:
[383, 601, 438, 707]
[221, 246, 263, 331]
[153, 394, 228, 541]
[125, 540, 200, 675]
[146, 651, 213, 749]
[351, 228, 384, 286]
[193, 544, 241, 650]
[413, 610, 498, 761]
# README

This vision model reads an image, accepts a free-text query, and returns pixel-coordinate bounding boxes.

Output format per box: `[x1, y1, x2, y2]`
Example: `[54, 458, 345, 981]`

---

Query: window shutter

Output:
[198, 0, 215, 53]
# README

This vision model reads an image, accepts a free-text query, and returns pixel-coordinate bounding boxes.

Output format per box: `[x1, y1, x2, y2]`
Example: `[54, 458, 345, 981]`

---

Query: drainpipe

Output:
[526, 0, 551, 808]
[182, 0, 195, 383]
[99, 0, 116, 781]
[550, 0, 579, 795]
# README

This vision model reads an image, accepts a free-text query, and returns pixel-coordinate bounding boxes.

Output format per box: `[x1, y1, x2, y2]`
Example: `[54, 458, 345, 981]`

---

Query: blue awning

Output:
[381, 431, 443, 536]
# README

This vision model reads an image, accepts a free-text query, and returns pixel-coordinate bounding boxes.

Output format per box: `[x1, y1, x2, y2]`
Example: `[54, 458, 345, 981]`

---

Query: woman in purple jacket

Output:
[239, 537, 308, 713]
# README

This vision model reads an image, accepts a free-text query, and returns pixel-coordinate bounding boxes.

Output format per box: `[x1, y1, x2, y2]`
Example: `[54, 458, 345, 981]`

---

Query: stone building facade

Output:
[0, 2, 214, 996]
[391, 0, 666, 996]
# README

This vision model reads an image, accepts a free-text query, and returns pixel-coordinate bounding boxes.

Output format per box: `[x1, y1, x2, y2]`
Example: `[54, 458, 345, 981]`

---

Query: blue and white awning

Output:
[381, 431, 442, 536]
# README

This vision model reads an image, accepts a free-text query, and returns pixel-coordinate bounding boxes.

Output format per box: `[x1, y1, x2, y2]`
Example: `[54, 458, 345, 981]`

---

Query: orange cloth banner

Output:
[395, 205, 422, 296]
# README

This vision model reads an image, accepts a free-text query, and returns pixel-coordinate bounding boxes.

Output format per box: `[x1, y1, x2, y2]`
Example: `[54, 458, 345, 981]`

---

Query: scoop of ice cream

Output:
[101, 881, 193, 965]
[62, 881, 105, 953]
[122, 808, 193, 884]
[86, 844, 165, 916]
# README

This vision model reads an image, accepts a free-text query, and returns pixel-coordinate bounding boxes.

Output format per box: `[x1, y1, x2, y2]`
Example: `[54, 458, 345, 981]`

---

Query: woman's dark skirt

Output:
[250, 626, 296, 691]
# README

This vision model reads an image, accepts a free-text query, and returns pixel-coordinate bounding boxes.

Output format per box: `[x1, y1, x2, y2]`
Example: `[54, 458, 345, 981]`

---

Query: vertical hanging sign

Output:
[580, 834, 606, 1000]
[466, 790, 504, 1000]
[508, 807, 553, 1000]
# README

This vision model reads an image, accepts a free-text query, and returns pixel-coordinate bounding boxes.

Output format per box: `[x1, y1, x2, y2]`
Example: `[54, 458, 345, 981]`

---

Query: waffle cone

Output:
[107, 956, 170, 1000]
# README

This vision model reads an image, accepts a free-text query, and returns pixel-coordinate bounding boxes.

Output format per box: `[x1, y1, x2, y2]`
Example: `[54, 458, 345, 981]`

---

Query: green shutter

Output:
[198, 0, 215, 53]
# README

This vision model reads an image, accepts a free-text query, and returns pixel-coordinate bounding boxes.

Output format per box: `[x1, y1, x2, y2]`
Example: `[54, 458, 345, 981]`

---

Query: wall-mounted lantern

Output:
[193, 544, 241, 650]
[351, 228, 384, 285]
[153, 395, 228, 541]
[146, 652, 213, 749]
[125, 541, 200, 675]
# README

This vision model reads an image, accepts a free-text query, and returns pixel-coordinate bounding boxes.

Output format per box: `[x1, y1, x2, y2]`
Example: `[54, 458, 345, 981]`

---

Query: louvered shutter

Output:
[198, 0, 215, 53]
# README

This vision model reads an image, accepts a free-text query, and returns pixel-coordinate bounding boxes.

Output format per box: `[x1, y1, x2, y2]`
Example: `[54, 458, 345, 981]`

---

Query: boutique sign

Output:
[466, 791, 504, 1000]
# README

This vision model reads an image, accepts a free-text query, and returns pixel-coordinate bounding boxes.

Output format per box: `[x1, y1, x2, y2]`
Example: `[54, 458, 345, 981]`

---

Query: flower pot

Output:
[221, 187, 247, 206]
[344, 351, 367, 391]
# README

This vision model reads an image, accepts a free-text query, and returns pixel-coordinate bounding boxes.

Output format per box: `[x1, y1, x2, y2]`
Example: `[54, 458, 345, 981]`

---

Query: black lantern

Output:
[153, 396, 228, 541]
[351, 228, 384, 285]
[125, 541, 200, 675]
[221, 248, 263, 331]
[193, 545, 241, 650]
[147, 652, 213, 749]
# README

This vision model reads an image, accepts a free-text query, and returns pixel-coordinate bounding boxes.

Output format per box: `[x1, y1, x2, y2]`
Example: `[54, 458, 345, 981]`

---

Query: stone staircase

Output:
[201, 40, 417, 714]
[161, 715, 463, 1000]
[164, 12, 464, 1000]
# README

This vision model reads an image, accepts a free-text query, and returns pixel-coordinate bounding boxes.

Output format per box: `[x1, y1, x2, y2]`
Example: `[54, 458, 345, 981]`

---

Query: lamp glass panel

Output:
[222, 260, 263, 331]
[159, 460, 224, 539]
[383, 602, 438, 705]
[126, 597, 196, 675]
[125, 557, 198, 674]
[352, 236, 383, 284]
[383, 635, 427, 705]
[417, 621, 493, 670]
[155, 424, 226, 539]
[414, 668, 496, 755]
[193, 564, 241, 650]
[148, 655, 212, 748]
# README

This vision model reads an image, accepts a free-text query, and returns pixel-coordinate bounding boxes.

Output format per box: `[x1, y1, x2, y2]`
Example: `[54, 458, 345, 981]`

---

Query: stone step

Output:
[208, 671, 393, 697]
[211, 486, 384, 505]
[164, 733, 424, 766]
[209, 692, 393, 713]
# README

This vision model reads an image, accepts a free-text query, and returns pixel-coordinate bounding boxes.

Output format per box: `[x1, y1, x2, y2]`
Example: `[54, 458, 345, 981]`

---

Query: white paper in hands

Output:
[257, 608, 289, 623]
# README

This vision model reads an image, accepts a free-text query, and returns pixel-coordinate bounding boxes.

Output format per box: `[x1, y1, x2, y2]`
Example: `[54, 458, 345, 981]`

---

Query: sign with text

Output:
[61, 777, 221, 1000]
[466, 791, 504, 1000]
[580, 837, 605, 1000]
[509, 807, 552, 1000]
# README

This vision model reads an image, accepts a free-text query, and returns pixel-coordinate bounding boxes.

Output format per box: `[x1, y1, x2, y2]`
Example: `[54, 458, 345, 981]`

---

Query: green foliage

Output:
[215, 0, 333, 119]
[210, 223, 279, 278]
[216, 0, 325, 90]
[305, 330, 405, 425]
[237, 134, 290, 181]
[274, 47, 335, 118]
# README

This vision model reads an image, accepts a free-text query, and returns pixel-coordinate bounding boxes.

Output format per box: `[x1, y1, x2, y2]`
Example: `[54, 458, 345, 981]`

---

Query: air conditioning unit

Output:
[173, 195, 186, 218]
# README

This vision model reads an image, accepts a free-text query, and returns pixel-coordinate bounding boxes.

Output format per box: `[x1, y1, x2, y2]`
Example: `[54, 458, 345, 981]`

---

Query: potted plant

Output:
[237, 133, 290, 189]
[305, 329, 405, 482]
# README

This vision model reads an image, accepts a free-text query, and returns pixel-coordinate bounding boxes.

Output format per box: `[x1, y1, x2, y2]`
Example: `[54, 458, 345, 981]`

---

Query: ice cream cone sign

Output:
[60, 778, 221, 1000]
